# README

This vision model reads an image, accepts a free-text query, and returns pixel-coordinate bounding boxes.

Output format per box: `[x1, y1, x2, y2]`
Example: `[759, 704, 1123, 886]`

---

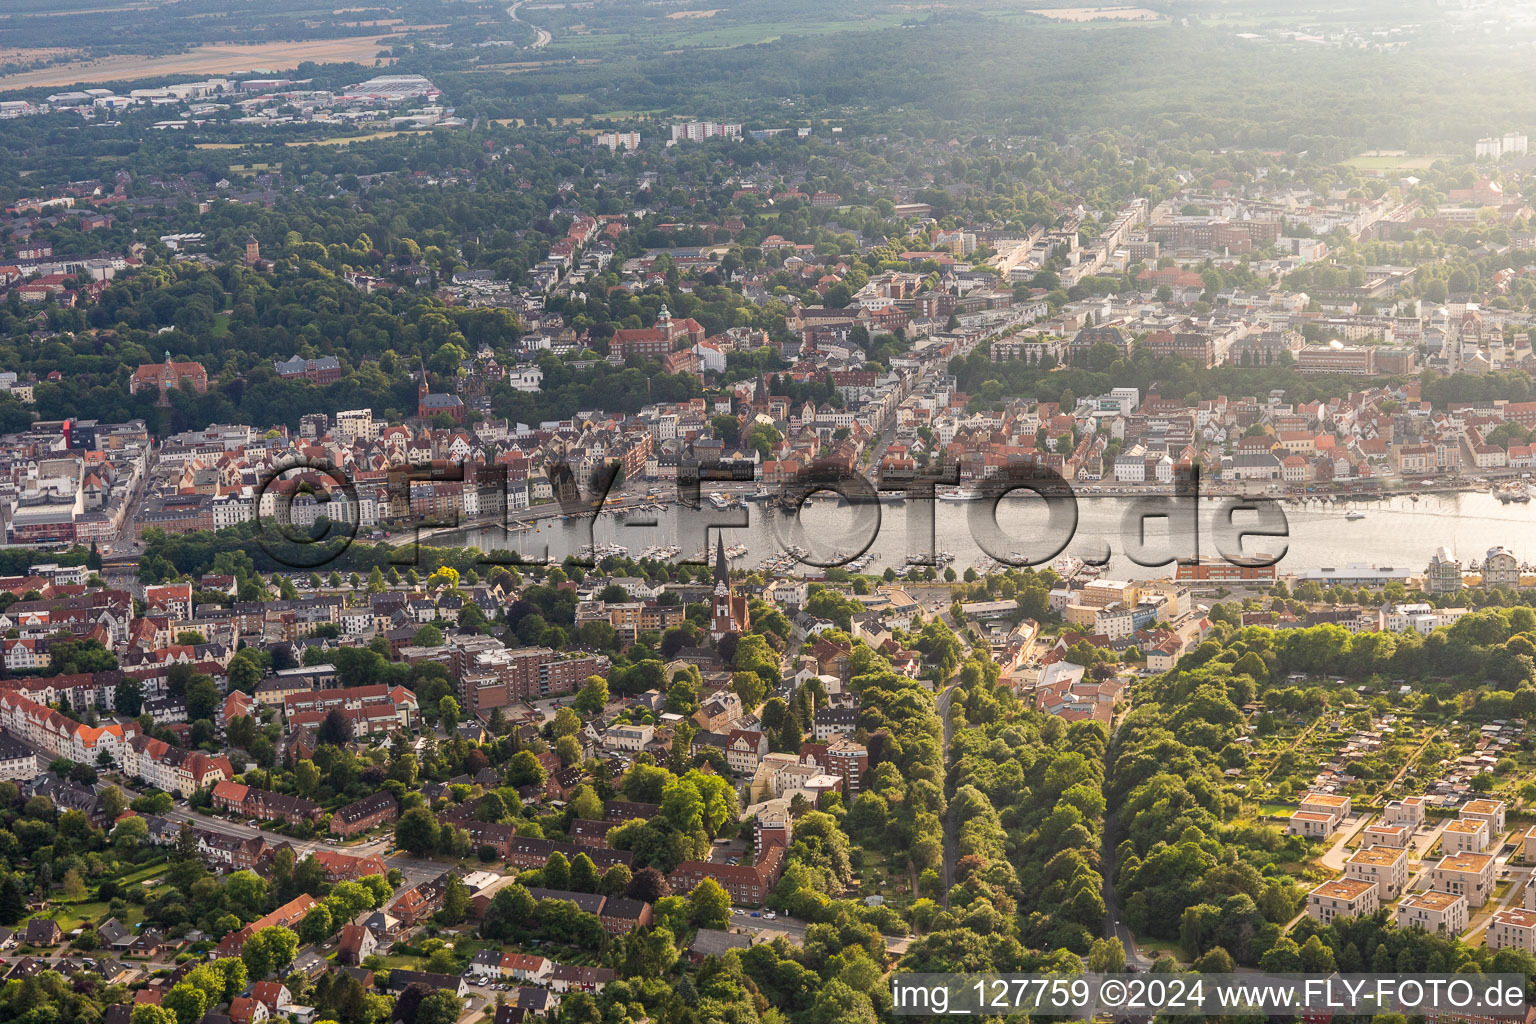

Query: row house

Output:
[506, 835, 634, 872]
[668, 844, 785, 906]
[211, 780, 322, 825]
[0, 690, 133, 765]
[216, 895, 318, 956]
[122, 735, 233, 797]
[331, 792, 399, 837]
[283, 683, 419, 729]
[197, 830, 268, 873]
[305, 849, 390, 882]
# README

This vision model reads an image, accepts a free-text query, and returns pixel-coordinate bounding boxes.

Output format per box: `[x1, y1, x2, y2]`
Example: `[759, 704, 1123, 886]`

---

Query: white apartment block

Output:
[1396, 890, 1468, 936]
[1361, 822, 1411, 849]
[1441, 817, 1491, 855]
[0, 691, 131, 765]
[1430, 852, 1496, 908]
[1461, 799, 1507, 835]
[1307, 878, 1378, 925]
[1300, 792, 1352, 820]
[1345, 845, 1409, 901]
[1489, 909, 1536, 954]
[1288, 810, 1338, 839]
[1384, 796, 1426, 828]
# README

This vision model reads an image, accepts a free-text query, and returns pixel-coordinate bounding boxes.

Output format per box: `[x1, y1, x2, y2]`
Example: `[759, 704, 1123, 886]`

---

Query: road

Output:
[937, 683, 957, 907]
[507, 1, 552, 48]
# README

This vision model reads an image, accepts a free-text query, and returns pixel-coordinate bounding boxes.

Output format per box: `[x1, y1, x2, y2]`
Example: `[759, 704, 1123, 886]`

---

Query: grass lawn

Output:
[1341, 154, 1449, 171]
[45, 900, 110, 933]
[379, 953, 425, 970]
[1134, 936, 1190, 964]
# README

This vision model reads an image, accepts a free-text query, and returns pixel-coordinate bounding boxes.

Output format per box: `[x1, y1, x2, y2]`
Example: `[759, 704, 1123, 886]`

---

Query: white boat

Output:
[708, 492, 732, 510]
[937, 486, 984, 502]
[1345, 511, 1365, 521]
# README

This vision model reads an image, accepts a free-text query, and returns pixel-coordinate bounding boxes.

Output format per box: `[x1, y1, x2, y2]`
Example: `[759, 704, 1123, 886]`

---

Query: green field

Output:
[1342, 153, 1452, 171]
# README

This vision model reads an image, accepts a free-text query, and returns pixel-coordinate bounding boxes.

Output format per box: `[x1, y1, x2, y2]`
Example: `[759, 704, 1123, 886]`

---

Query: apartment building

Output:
[1345, 846, 1409, 900]
[122, 735, 232, 797]
[0, 690, 133, 765]
[331, 792, 399, 837]
[1461, 798, 1507, 835]
[1395, 890, 1468, 935]
[1441, 818, 1491, 855]
[1384, 796, 1427, 828]
[1488, 908, 1536, 954]
[1361, 822, 1412, 849]
[1307, 878, 1379, 925]
[1287, 810, 1339, 840]
[1429, 852, 1496, 907]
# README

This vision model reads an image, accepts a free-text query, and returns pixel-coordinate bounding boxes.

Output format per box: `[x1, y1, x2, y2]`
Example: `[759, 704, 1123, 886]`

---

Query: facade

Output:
[122, 735, 232, 797]
[130, 355, 208, 397]
[668, 844, 785, 906]
[1521, 824, 1536, 865]
[1299, 792, 1351, 820]
[0, 690, 132, 765]
[1483, 547, 1520, 588]
[216, 895, 318, 956]
[1425, 547, 1462, 595]
[1384, 797, 1426, 828]
[212, 780, 322, 825]
[1287, 810, 1337, 839]
[0, 735, 38, 781]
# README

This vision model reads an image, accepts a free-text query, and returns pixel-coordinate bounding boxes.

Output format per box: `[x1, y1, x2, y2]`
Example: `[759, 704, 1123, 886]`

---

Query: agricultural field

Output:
[0, 35, 401, 90]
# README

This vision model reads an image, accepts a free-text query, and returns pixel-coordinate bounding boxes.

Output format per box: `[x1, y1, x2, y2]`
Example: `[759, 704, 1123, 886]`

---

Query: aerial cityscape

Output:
[10, 0, 1536, 1020]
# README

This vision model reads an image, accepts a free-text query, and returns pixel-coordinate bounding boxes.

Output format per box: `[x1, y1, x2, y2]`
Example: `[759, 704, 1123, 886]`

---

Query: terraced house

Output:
[331, 791, 398, 837]
[122, 734, 233, 797]
[0, 690, 134, 765]
[211, 780, 323, 826]
[122, 736, 231, 798]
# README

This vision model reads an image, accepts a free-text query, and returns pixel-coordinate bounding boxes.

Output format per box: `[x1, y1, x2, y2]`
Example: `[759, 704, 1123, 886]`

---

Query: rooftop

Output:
[1347, 846, 1406, 866]
[1310, 878, 1376, 900]
[1399, 890, 1464, 911]
[1436, 852, 1494, 872]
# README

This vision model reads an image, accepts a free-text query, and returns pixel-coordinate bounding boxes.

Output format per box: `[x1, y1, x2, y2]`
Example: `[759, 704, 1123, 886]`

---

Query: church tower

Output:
[709, 533, 748, 641]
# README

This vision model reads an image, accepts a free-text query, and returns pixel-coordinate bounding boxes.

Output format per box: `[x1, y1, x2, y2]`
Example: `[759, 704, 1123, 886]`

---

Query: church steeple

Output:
[713, 532, 729, 588]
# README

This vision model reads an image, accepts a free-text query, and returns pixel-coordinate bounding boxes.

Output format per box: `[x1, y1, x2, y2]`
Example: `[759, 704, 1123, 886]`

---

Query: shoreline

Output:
[379, 480, 1512, 550]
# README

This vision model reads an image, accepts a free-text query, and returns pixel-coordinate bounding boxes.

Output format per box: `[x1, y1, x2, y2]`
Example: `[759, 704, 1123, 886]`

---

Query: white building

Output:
[1307, 878, 1378, 925]
[1396, 890, 1467, 935]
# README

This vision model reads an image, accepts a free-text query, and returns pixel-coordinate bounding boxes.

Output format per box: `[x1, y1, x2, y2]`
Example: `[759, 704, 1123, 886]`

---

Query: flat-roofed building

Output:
[1346, 845, 1409, 900]
[1385, 796, 1426, 828]
[1430, 852, 1496, 908]
[1307, 878, 1378, 925]
[1362, 822, 1412, 849]
[1489, 908, 1536, 954]
[1461, 799, 1507, 835]
[1521, 824, 1536, 865]
[1300, 792, 1352, 819]
[1396, 890, 1468, 935]
[1288, 810, 1339, 839]
[1442, 817, 1491, 855]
